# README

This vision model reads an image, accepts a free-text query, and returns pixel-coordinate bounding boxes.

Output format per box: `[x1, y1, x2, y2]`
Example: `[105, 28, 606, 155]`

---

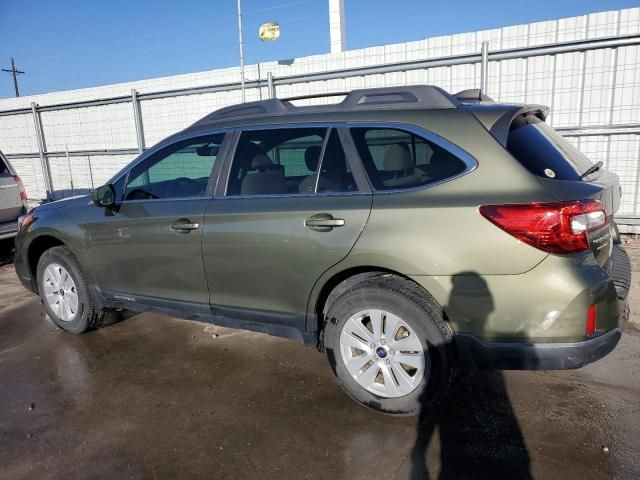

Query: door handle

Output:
[170, 219, 200, 233]
[304, 213, 345, 232]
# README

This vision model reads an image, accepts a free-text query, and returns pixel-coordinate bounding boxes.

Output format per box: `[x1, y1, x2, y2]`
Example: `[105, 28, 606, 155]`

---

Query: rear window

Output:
[350, 127, 467, 191]
[0, 154, 10, 176]
[507, 115, 593, 181]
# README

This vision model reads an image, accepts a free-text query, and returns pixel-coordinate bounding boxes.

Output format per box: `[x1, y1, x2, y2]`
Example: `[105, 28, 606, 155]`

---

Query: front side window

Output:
[350, 127, 467, 191]
[124, 133, 224, 200]
[227, 127, 356, 196]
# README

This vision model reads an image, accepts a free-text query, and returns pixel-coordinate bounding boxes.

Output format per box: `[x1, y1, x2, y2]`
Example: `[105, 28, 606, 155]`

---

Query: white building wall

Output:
[0, 7, 639, 215]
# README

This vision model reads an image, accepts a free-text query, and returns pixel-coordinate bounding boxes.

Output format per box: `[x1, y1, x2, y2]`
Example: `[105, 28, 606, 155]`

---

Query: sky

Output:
[0, 0, 638, 98]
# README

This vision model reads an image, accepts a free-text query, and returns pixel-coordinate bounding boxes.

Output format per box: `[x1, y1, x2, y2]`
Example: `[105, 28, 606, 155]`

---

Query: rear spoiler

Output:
[463, 103, 550, 146]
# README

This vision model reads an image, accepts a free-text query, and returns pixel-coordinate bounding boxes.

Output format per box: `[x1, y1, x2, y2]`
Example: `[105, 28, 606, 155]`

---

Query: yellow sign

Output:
[259, 22, 280, 41]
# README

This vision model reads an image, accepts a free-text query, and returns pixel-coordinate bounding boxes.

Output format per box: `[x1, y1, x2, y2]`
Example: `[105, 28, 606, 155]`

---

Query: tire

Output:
[36, 246, 105, 334]
[323, 275, 453, 416]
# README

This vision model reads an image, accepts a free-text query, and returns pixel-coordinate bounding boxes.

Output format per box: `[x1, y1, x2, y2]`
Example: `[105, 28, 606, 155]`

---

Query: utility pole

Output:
[236, 0, 245, 103]
[2, 57, 24, 97]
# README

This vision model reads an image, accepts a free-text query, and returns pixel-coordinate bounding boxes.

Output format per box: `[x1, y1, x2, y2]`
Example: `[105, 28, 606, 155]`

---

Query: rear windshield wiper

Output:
[580, 161, 603, 179]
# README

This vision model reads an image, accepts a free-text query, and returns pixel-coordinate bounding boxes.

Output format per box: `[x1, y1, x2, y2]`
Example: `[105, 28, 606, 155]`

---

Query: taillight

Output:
[13, 175, 27, 201]
[586, 304, 596, 335]
[479, 200, 607, 255]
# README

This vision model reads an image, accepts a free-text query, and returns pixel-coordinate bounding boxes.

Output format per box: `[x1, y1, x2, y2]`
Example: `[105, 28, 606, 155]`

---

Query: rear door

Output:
[506, 114, 619, 265]
[202, 125, 372, 321]
[0, 151, 23, 223]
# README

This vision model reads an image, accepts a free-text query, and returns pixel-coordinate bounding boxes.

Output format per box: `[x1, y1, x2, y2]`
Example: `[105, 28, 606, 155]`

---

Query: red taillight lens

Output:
[13, 175, 27, 201]
[586, 304, 596, 335]
[479, 200, 607, 255]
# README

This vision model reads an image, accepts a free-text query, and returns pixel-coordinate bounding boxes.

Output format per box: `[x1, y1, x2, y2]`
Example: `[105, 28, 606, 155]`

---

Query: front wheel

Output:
[323, 276, 454, 416]
[37, 246, 106, 334]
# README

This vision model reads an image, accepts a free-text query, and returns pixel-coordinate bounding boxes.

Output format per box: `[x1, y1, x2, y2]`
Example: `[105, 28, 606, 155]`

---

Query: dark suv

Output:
[14, 86, 630, 415]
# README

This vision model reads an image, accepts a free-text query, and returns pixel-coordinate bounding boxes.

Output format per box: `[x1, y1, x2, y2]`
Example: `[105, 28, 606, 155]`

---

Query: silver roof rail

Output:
[187, 85, 461, 130]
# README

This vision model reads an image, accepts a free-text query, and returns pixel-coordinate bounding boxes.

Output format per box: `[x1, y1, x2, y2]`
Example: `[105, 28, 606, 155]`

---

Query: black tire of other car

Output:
[37, 246, 105, 333]
[323, 276, 454, 415]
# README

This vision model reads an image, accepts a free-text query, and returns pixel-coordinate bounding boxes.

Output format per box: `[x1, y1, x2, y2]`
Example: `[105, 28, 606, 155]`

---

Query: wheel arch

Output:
[27, 234, 66, 292]
[311, 266, 445, 348]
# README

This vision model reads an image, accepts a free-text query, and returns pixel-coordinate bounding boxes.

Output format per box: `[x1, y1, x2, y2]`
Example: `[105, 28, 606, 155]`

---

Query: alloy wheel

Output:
[339, 309, 427, 398]
[42, 263, 79, 322]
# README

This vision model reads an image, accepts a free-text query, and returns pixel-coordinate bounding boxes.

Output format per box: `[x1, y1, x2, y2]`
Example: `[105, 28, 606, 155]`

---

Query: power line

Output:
[19, 18, 218, 65]
[1, 57, 24, 97]
[248, 0, 314, 14]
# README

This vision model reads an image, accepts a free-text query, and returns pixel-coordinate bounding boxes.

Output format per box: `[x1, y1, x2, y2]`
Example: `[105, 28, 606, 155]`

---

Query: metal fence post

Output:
[87, 156, 95, 189]
[31, 102, 54, 200]
[65, 144, 75, 196]
[131, 89, 145, 154]
[256, 62, 263, 100]
[480, 41, 489, 96]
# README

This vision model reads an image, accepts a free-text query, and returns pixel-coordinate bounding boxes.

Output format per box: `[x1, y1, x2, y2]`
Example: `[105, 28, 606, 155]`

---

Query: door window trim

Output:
[310, 128, 331, 193]
[216, 122, 477, 199]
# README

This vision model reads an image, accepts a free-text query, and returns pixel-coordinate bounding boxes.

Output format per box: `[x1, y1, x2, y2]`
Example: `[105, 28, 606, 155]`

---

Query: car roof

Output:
[183, 85, 458, 133]
[178, 85, 548, 146]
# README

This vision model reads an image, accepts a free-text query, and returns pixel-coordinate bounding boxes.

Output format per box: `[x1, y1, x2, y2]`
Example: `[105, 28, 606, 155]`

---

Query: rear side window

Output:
[227, 127, 326, 196]
[350, 127, 467, 191]
[227, 127, 357, 196]
[507, 115, 593, 181]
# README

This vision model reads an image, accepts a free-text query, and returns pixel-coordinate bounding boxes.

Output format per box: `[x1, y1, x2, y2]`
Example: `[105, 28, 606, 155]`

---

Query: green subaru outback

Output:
[14, 86, 630, 415]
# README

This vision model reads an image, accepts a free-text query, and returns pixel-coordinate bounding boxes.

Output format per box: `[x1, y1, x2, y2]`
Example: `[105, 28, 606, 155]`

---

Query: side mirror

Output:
[91, 184, 116, 208]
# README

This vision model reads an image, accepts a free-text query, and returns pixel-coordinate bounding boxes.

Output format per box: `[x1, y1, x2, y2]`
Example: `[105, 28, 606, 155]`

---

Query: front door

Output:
[85, 132, 228, 306]
[202, 126, 372, 324]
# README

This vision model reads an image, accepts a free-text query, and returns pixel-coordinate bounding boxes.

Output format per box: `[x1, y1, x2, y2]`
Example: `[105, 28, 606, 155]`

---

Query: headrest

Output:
[242, 141, 264, 159]
[304, 146, 323, 171]
[251, 154, 273, 169]
[428, 149, 458, 178]
[384, 144, 413, 172]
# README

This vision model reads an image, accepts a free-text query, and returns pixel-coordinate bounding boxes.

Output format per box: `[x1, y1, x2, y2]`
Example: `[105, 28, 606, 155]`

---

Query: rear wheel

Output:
[324, 276, 453, 415]
[37, 246, 106, 333]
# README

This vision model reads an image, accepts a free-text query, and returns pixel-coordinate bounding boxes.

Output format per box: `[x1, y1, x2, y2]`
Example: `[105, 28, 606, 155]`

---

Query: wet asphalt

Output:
[1, 240, 639, 480]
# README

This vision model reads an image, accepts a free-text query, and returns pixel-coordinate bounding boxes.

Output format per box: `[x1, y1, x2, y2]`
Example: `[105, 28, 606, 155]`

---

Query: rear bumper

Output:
[605, 244, 631, 302]
[455, 327, 623, 370]
[455, 243, 630, 371]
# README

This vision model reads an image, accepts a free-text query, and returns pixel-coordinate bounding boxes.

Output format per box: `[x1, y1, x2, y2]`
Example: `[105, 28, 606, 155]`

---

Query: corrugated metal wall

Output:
[1, 7, 639, 219]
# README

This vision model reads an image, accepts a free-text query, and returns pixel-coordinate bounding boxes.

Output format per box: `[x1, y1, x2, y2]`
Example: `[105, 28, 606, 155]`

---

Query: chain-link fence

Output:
[1, 7, 639, 223]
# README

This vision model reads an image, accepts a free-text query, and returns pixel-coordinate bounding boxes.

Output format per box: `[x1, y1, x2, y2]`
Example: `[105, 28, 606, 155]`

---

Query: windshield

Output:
[507, 115, 594, 181]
